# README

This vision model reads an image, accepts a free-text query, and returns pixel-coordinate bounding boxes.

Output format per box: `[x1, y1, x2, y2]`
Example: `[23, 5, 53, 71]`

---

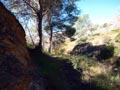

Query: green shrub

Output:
[99, 45, 114, 60]
[70, 55, 96, 69]
[65, 26, 76, 38]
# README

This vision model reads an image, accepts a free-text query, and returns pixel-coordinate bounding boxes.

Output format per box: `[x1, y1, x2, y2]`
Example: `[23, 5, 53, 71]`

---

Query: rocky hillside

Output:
[61, 25, 120, 58]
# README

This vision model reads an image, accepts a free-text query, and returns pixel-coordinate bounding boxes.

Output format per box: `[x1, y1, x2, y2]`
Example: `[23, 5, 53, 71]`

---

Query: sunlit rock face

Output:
[0, 2, 45, 90]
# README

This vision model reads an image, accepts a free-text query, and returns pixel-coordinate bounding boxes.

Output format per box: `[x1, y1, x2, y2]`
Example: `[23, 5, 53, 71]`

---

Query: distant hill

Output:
[61, 17, 120, 56]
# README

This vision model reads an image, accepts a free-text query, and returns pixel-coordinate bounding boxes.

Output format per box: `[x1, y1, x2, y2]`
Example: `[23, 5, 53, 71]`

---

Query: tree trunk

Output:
[48, 24, 53, 53]
[36, 0, 43, 53]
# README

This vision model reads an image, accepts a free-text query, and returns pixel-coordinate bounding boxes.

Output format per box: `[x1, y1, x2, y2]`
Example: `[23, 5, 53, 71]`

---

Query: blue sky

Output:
[76, 0, 120, 24]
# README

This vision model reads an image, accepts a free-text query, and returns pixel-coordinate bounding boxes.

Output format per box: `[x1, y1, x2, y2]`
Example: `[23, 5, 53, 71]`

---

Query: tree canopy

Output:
[0, 0, 80, 52]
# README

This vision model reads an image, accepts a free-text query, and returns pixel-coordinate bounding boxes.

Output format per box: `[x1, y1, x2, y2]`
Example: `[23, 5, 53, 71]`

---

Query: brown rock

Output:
[0, 2, 45, 90]
[0, 2, 30, 66]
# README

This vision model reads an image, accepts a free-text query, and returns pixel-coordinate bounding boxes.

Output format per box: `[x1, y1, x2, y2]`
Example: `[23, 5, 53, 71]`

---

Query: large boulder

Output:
[0, 2, 30, 66]
[0, 2, 45, 90]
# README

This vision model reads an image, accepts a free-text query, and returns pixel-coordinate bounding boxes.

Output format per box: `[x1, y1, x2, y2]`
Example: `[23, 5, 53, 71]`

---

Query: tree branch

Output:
[22, 0, 38, 13]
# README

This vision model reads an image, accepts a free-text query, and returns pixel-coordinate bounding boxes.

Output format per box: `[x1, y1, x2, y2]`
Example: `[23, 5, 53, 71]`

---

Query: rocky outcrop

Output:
[71, 42, 114, 60]
[0, 2, 30, 66]
[0, 2, 45, 90]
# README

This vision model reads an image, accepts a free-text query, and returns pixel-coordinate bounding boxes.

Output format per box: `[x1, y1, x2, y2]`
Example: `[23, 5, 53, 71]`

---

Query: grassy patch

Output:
[56, 54, 120, 90]
[91, 73, 120, 90]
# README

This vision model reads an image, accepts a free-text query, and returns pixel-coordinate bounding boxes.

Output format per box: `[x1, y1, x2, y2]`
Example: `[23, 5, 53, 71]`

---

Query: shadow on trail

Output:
[28, 48, 83, 90]
[28, 48, 120, 90]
